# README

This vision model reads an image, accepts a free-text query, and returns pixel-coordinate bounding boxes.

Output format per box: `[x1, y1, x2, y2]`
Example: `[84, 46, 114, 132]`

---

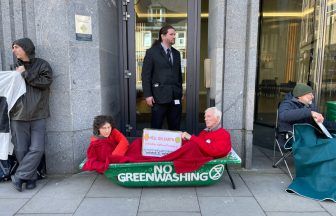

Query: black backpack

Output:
[0, 155, 18, 181]
[0, 154, 46, 181]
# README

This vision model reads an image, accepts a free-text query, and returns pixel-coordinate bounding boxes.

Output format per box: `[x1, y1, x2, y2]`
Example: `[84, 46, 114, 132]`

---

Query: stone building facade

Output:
[0, 0, 259, 173]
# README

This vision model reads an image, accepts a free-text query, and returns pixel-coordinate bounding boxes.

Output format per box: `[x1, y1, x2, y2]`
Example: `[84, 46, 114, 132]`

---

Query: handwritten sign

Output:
[142, 129, 182, 157]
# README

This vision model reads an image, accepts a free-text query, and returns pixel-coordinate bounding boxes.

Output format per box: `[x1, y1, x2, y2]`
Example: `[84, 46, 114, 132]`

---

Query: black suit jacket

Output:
[141, 44, 182, 104]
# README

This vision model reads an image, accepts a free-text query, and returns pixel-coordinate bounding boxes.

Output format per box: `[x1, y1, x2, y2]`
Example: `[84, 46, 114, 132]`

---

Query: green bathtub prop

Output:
[80, 150, 241, 188]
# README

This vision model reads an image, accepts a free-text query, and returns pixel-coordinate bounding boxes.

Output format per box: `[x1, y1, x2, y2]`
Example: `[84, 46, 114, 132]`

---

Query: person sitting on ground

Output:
[119, 106, 232, 173]
[83, 108, 231, 174]
[83, 115, 129, 173]
[181, 107, 232, 158]
[278, 83, 336, 146]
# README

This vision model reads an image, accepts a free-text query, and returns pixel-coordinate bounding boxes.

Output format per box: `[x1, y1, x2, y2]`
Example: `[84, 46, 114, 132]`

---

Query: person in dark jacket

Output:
[141, 25, 183, 130]
[278, 83, 335, 133]
[10, 38, 52, 192]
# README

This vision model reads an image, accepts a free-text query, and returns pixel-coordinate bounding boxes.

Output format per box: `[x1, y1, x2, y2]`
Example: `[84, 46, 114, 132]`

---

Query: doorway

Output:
[120, 0, 209, 137]
[254, 0, 336, 149]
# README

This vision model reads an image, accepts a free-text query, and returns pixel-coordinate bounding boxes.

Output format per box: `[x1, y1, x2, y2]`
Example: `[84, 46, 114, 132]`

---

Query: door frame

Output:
[119, 0, 202, 136]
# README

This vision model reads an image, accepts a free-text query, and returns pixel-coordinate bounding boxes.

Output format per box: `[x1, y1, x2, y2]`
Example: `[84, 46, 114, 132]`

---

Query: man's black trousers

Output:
[151, 102, 182, 130]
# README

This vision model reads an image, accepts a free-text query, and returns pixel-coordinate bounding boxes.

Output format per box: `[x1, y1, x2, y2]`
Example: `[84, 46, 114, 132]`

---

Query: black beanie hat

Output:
[293, 83, 313, 97]
[12, 38, 35, 59]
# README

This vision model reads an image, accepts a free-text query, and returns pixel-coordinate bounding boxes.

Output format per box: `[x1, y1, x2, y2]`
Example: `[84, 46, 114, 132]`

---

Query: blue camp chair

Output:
[272, 104, 294, 180]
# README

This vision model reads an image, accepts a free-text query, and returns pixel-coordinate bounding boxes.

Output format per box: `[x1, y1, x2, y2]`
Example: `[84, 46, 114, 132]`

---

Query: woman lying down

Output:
[83, 107, 232, 174]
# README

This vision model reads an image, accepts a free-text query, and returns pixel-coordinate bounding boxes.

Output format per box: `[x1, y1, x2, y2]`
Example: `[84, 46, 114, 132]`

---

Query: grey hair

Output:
[205, 107, 222, 122]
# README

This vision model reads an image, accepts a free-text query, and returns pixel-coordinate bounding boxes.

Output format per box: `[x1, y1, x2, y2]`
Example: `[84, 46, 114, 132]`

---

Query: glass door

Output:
[256, 0, 306, 126]
[319, 0, 336, 116]
[254, 0, 323, 148]
[256, 0, 322, 126]
[254, 0, 334, 149]
[125, 0, 203, 136]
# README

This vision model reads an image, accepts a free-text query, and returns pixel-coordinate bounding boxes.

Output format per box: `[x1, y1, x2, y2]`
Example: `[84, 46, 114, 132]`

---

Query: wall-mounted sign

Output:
[142, 129, 182, 157]
[75, 15, 92, 41]
[143, 31, 152, 47]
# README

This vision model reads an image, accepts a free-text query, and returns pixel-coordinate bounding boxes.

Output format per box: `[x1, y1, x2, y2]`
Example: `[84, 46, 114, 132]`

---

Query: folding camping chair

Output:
[272, 105, 294, 180]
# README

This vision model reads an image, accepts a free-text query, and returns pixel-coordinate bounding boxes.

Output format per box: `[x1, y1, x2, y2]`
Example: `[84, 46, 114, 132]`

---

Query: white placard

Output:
[313, 119, 333, 138]
[75, 15, 92, 41]
[142, 129, 182, 157]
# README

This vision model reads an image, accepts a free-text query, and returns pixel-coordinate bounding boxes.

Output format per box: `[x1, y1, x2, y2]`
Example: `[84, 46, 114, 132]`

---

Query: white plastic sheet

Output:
[0, 71, 26, 160]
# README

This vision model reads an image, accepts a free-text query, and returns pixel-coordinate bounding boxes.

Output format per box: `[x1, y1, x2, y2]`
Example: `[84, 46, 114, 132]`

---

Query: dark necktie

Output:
[167, 48, 172, 65]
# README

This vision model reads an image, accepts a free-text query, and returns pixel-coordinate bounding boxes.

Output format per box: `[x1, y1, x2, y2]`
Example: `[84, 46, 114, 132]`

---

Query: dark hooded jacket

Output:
[10, 38, 53, 121]
[278, 92, 336, 132]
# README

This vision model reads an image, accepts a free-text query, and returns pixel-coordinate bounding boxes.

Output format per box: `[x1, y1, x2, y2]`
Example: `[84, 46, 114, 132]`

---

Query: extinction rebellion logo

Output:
[117, 164, 225, 183]
[208, 164, 225, 180]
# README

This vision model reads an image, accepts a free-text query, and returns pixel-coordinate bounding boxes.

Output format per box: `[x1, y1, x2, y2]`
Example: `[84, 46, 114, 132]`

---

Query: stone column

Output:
[0, 0, 13, 70]
[208, 0, 225, 108]
[243, 0, 259, 169]
[0, 0, 120, 173]
[34, 0, 120, 173]
[34, 0, 102, 173]
[208, 0, 259, 168]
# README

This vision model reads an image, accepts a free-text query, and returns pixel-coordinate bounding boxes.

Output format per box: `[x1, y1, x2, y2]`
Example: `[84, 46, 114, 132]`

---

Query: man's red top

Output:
[190, 128, 232, 158]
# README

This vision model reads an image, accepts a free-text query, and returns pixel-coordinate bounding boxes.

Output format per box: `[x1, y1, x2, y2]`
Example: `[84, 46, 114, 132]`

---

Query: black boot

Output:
[26, 180, 36, 190]
[11, 175, 23, 192]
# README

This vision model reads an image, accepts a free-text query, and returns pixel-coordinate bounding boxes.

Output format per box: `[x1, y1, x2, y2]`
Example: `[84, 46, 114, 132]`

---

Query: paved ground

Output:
[1, 146, 335, 216]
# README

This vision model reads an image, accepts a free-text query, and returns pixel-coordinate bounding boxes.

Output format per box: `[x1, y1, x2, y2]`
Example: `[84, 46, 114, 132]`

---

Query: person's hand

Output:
[16, 66, 25, 73]
[145, 96, 155, 107]
[311, 111, 324, 123]
[181, 132, 191, 141]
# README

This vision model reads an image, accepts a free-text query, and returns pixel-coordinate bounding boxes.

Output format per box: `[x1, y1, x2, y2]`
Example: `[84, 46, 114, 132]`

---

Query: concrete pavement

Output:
[1, 146, 335, 216]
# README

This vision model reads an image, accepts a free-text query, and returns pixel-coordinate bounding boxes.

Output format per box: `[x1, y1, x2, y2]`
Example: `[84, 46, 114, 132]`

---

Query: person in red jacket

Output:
[181, 107, 231, 158]
[83, 115, 129, 173]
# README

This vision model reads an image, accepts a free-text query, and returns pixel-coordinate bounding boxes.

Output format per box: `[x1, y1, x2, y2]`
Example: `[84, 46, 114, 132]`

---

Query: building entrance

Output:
[255, 0, 336, 148]
[120, 0, 210, 137]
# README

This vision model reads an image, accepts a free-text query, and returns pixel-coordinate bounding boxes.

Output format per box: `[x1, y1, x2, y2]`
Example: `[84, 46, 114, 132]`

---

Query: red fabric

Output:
[190, 128, 232, 158]
[83, 128, 232, 174]
[82, 129, 129, 173]
[110, 129, 129, 156]
[112, 139, 213, 173]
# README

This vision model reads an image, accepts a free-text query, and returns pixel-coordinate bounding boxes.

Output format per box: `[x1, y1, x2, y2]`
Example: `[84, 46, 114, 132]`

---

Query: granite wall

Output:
[0, 0, 120, 173]
[0, 0, 258, 171]
[209, 0, 259, 168]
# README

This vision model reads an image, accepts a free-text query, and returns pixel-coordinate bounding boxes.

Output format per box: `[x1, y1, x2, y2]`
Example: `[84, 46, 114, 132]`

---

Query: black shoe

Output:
[26, 180, 36, 190]
[11, 175, 23, 192]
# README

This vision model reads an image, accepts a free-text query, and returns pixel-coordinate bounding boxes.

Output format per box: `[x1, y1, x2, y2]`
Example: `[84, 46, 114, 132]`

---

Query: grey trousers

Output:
[10, 119, 46, 180]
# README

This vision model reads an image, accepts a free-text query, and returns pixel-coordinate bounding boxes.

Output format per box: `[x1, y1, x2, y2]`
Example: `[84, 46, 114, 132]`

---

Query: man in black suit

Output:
[142, 25, 183, 130]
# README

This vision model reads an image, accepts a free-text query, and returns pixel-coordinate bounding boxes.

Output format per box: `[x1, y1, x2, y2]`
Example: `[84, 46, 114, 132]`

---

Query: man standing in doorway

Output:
[142, 25, 183, 130]
[10, 38, 53, 192]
